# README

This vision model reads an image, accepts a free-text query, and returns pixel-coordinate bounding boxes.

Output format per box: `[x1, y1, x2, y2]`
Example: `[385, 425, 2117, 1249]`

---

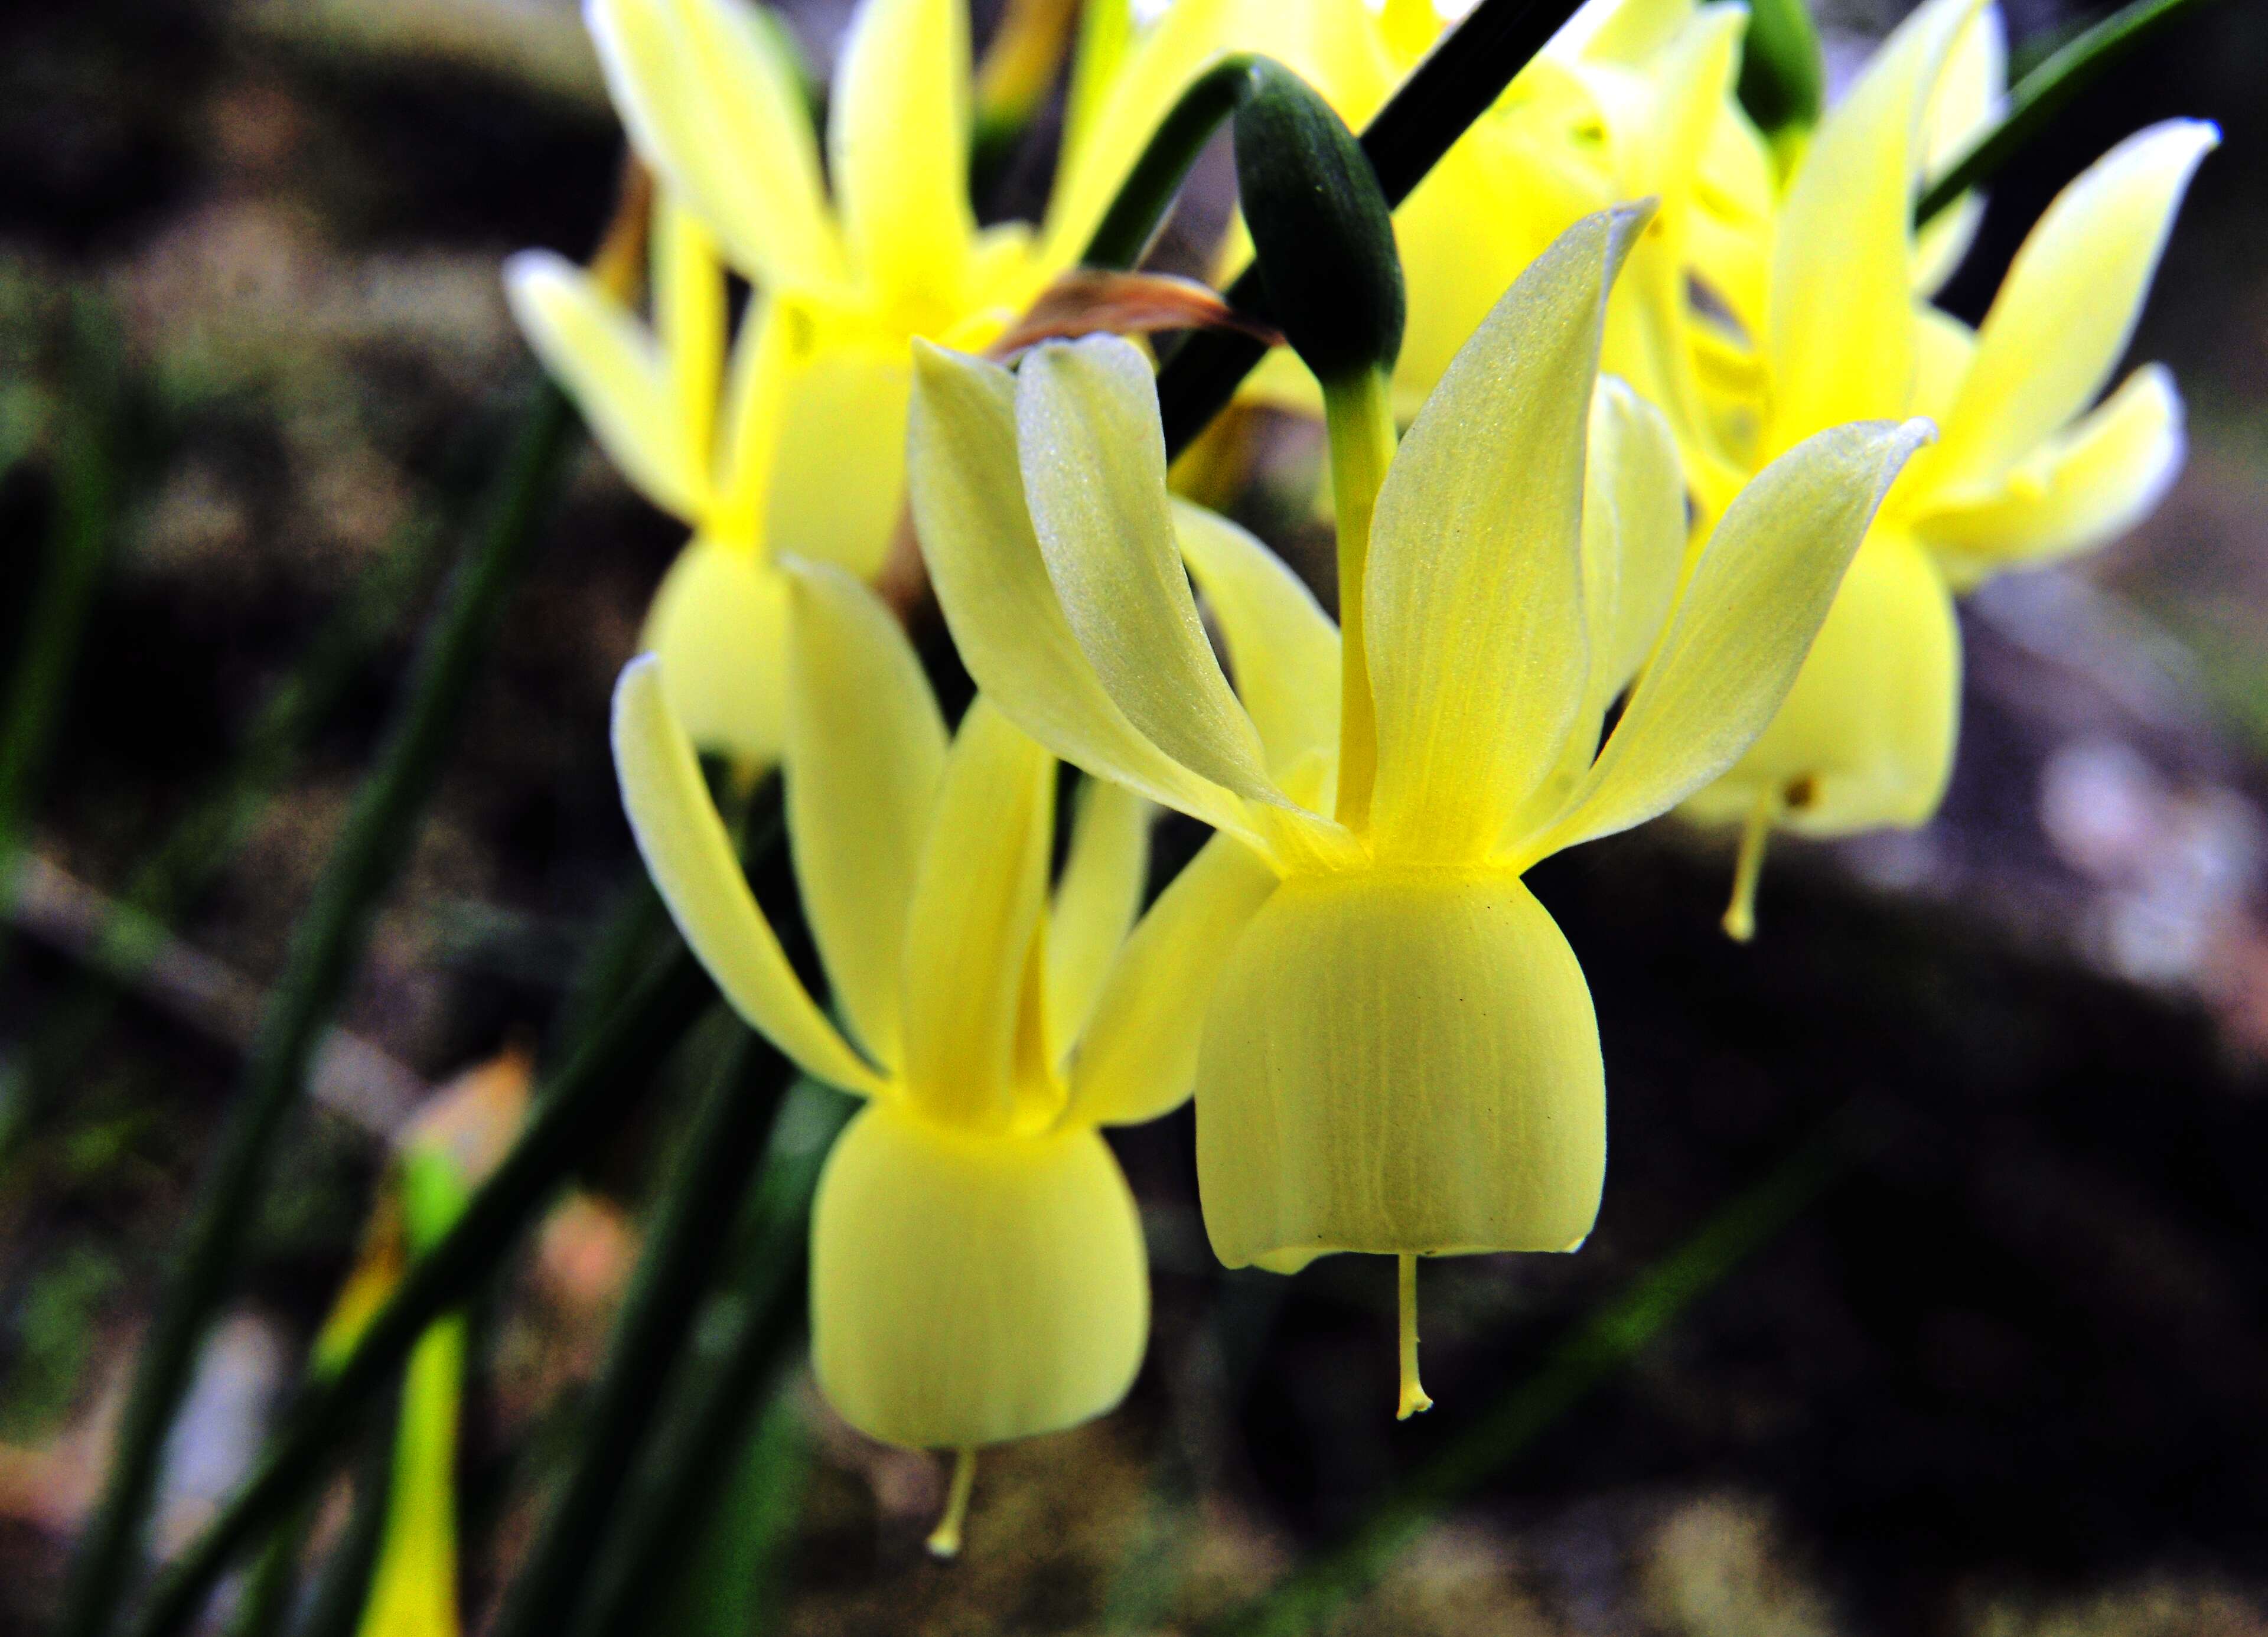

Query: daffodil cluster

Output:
[519, 0, 2212, 1554]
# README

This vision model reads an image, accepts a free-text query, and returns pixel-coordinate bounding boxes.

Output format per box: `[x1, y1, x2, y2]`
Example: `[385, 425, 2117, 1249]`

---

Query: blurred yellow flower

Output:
[509, 0, 1289, 761]
[1664, 0, 2215, 935]
[611, 560, 1285, 1551]
[912, 207, 1927, 1413]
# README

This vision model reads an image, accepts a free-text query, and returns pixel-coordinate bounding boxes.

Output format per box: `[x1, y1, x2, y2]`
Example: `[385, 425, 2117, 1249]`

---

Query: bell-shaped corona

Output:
[1197, 869, 1604, 1273]
[812, 1103, 1147, 1447]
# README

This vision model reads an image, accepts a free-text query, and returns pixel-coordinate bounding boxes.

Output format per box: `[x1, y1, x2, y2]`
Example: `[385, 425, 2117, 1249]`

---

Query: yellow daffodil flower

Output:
[911, 207, 1929, 1414]
[610, 557, 1295, 1552]
[1663, 0, 2214, 935]
[519, 0, 1301, 763]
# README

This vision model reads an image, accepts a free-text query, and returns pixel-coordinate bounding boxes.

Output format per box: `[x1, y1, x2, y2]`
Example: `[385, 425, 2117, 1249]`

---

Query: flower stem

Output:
[1915, 0, 2219, 229]
[1081, 56, 1259, 272]
[1156, 0, 1593, 458]
[1322, 369, 1396, 831]
[1395, 1254, 1432, 1420]
[927, 1448, 982, 1559]
[1721, 788, 1780, 944]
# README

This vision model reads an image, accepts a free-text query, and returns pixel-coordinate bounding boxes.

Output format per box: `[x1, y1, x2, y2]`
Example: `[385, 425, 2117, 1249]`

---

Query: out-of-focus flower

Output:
[1667, 0, 2214, 936]
[511, 0, 1296, 761]
[613, 560, 1280, 1551]
[911, 208, 1926, 1413]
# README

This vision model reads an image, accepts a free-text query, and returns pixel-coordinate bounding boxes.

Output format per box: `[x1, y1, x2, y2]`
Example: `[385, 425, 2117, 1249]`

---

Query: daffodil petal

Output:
[611, 657, 884, 1094]
[1045, 778, 1153, 1062]
[1533, 416, 1936, 856]
[908, 343, 1257, 840]
[503, 249, 704, 521]
[1766, 0, 1977, 447]
[783, 562, 947, 1075]
[1067, 830, 1278, 1128]
[1911, 1, 2006, 295]
[810, 1103, 1147, 1449]
[640, 538, 788, 765]
[1925, 119, 2217, 503]
[1366, 208, 1644, 861]
[1924, 364, 2184, 588]
[1911, 305, 1978, 425]
[829, 0, 976, 302]
[1583, 375, 1688, 704]
[898, 700, 1056, 1131]
[653, 198, 725, 482]
[585, 0, 843, 292]
[1172, 499, 1341, 780]
[1017, 338, 1285, 808]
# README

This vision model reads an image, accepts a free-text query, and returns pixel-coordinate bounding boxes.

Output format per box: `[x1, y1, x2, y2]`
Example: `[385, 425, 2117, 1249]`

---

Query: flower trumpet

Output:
[911, 207, 1931, 1413]
[611, 560, 1284, 1553]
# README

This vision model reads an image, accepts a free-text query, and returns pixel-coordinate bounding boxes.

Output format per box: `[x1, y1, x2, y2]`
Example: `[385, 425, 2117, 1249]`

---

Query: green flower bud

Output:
[1738, 0, 1826, 140]
[1233, 60, 1406, 386]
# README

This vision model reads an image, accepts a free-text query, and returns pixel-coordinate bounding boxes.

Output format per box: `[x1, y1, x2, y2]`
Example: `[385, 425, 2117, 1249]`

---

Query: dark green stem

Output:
[1201, 1125, 1852, 1637]
[120, 931, 725, 1637]
[485, 1029, 794, 1637]
[1156, 0, 1591, 456]
[569, 1081, 856, 1637]
[62, 379, 579, 1637]
[0, 299, 120, 874]
[1916, 0, 2219, 228]
[1082, 56, 1259, 272]
[294, 1407, 400, 1637]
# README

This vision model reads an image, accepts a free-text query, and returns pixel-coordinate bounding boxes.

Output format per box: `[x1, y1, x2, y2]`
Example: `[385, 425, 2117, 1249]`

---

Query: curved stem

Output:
[1081, 56, 1259, 272]
[926, 1448, 982, 1559]
[1915, 0, 2220, 228]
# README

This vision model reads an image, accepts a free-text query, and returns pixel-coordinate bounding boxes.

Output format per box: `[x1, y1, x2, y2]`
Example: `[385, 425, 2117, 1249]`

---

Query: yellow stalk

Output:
[1395, 1253, 1432, 1420]
[1322, 368, 1397, 832]
[1721, 787, 1781, 943]
[926, 1446, 980, 1558]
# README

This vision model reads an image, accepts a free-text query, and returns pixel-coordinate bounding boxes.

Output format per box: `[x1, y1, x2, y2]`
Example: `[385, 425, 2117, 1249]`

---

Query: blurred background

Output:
[0, 0, 2264, 1632]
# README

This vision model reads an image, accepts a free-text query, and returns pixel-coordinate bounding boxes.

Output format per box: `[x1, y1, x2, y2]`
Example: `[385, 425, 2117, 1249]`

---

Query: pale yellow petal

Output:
[1921, 119, 2217, 503]
[653, 198, 725, 485]
[503, 249, 703, 520]
[709, 294, 795, 542]
[898, 701, 1056, 1131]
[1067, 830, 1278, 1129]
[1365, 208, 1644, 862]
[810, 1103, 1148, 1450]
[907, 343, 1257, 840]
[1911, 2, 2006, 295]
[1196, 869, 1604, 1271]
[585, 0, 843, 292]
[1681, 528, 1960, 835]
[829, 0, 976, 302]
[1910, 304, 1977, 425]
[1582, 375, 1687, 705]
[1016, 337, 1284, 807]
[784, 562, 949, 1075]
[1765, 0, 1977, 449]
[1922, 364, 2184, 588]
[640, 537, 789, 764]
[1172, 500, 1341, 780]
[1533, 418, 1935, 857]
[1045, 778, 1153, 1062]
[611, 657, 884, 1093]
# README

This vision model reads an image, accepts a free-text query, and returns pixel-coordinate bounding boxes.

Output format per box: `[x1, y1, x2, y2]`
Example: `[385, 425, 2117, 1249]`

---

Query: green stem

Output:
[1157, 0, 1591, 456]
[569, 1080, 855, 1637]
[295, 1407, 400, 1637]
[63, 377, 579, 1637]
[120, 932, 726, 1637]
[1319, 370, 1396, 831]
[485, 1028, 794, 1637]
[1081, 56, 1259, 272]
[1201, 1123, 1852, 1637]
[1915, 0, 2220, 228]
[0, 298, 120, 878]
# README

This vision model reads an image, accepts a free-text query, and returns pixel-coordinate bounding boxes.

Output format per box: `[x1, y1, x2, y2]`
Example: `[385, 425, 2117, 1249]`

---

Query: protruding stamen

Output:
[926, 1447, 979, 1559]
[1722, 790, 1778, 943]
[1396, 1253, 1433, 1420]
